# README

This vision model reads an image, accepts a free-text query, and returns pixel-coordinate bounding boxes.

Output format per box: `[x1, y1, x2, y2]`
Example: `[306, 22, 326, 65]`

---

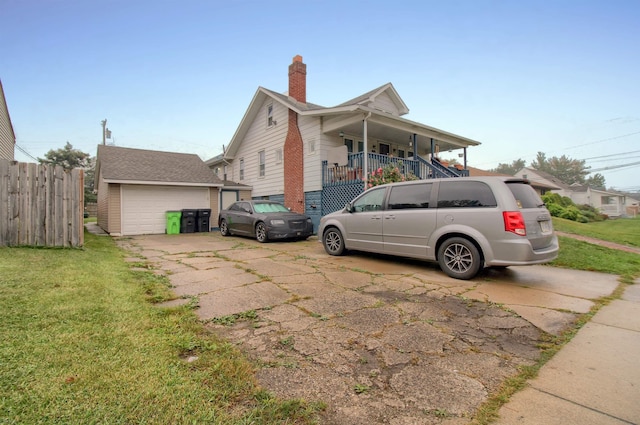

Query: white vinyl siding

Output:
[121, 185, 209, 235]
[0, 84, 15, 160]
[233, 97, 287, 197]
[369, 91, 402, 116]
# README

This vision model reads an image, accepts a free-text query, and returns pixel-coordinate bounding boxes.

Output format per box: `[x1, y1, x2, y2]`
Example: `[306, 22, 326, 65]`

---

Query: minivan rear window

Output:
[506, 182, 544, 209]
[437, 181, 497, 208]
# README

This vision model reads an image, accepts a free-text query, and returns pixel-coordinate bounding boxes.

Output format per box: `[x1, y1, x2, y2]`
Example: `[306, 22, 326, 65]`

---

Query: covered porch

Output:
[321, 110, 478, 188]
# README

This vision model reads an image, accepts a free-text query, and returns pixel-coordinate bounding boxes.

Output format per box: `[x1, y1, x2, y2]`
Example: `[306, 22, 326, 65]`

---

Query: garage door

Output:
[121, 185, 210, 235]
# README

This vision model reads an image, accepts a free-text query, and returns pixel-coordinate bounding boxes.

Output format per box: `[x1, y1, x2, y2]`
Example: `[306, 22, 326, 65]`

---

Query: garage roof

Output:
[96, 145, 222, 187]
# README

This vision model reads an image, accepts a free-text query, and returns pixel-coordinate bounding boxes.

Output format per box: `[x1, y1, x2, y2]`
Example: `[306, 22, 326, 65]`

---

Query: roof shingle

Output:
[97, 145, 221, 185]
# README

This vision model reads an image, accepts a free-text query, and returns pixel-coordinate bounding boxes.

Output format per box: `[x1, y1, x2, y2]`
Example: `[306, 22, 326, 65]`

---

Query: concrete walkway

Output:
[494, 283, 640, 425]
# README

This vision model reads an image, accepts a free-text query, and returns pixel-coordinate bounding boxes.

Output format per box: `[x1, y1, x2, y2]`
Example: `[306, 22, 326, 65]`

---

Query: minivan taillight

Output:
[503, 211, 526, 236]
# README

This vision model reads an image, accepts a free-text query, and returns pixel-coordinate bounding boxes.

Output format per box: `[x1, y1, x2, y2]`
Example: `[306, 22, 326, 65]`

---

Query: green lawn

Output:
[551, 216, 640, 283]
[0, 234, 320, 424]
[553, 216, 640, 248]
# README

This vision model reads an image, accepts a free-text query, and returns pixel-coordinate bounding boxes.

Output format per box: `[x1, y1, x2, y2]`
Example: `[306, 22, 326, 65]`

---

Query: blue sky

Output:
[2, 0, 639, 191]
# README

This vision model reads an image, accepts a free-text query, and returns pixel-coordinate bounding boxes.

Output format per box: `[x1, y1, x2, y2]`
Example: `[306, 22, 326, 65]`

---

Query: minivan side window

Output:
[352, 187, 386, 212]
[388, 183, 432, 209]
[437, 181, 497, 208]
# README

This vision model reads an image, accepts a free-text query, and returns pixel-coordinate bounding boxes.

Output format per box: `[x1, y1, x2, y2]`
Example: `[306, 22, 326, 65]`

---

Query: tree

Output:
[490, 159, 526, 176]
[530, 151, 591, 185]
[38, 142, 91, 170]
[38, 142, 96, 204]
[585, 173, 606, 189]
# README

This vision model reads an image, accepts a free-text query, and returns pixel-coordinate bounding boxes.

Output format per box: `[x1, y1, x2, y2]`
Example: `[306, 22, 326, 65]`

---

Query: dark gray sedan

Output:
[218, 200, 313, 242]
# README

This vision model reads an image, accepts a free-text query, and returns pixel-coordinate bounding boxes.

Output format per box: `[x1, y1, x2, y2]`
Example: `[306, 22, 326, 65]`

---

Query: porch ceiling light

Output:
[339, 131, 344, 138]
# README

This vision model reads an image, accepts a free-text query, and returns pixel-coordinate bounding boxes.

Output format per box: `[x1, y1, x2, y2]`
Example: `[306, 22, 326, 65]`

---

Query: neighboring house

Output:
[95, 145, 222, 236]
[513, 167, 562, 195]
[208, 55, 481, 230]
[0, 79, 16, 160]
[515, 167, 627, 217]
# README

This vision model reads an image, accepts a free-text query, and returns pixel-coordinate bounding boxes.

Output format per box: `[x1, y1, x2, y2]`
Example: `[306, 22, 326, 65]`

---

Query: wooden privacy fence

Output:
[0, 159, 84, 247]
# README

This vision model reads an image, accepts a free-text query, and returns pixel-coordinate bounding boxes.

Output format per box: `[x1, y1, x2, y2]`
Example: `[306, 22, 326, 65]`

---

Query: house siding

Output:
[0, 82, 15, 161]
[108, 184, 121, 234]
[370, 91, 401, 116]
[96, 172, 109, 231]
[233, 97, 287, 197]
[209, 187, 220, 217]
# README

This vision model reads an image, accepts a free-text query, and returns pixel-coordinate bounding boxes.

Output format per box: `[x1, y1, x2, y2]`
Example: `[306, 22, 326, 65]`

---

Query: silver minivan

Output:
[318, 176, 559, 280]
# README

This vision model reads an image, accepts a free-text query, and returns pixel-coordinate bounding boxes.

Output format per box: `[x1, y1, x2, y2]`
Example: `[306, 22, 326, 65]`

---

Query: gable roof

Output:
[96, 145, 222, 188]
[222, 83, 480, 159]
[517, 167, 566, 190]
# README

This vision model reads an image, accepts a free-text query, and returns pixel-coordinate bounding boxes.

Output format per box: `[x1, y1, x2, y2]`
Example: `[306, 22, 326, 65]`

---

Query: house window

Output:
[357, 141, 364, 152]
[397, 150, 405, 158]
[308, 139, 316, 154]
[267, 104, 274, 127]
[258, 150, 265, 177]
[344, 138, 353, 153]
[275, 148, 283, 164]
[223, 165, 228, 180]
[239, 158, 244, 180]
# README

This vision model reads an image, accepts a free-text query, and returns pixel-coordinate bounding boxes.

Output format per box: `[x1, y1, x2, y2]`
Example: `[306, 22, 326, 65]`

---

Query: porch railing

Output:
[322, 153, 468, 186]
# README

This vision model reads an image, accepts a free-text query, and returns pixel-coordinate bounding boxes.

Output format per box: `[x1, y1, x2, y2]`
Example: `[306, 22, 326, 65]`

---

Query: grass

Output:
[553, 215, 640, 248]
[0, 233, 321, 424]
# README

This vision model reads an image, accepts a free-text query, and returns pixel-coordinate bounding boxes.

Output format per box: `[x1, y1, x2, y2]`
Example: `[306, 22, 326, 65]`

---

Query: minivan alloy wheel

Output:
[438, 237, 482, 280]
[323, 228, 345, 256]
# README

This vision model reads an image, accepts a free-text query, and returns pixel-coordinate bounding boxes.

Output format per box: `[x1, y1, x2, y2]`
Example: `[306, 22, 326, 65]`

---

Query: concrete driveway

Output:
[117, 232, 620, 424]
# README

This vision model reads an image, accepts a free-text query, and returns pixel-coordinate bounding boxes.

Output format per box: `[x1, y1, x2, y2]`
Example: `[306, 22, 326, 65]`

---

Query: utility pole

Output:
[101, 119, 112, 145]
[101, 119, 107, 145]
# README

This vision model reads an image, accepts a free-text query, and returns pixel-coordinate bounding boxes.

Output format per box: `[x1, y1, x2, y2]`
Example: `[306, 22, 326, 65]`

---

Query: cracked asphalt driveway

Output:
[117, 233, 619, 424]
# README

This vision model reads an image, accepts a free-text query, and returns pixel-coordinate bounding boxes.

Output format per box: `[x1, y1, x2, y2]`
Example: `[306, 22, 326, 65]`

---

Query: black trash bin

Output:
[180, 209, 197, 233]
[196, 209, 211, 232]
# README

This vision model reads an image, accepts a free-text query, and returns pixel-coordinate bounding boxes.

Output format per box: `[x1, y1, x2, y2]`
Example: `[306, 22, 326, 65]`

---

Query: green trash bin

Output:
[166, 211, 182, 235]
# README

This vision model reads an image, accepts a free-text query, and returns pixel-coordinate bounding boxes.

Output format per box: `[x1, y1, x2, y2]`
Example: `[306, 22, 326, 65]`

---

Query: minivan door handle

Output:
[384, 215, 395, 220]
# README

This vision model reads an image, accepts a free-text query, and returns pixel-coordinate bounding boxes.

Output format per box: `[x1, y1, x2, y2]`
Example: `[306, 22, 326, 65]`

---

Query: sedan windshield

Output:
[253, 203, 290, 213]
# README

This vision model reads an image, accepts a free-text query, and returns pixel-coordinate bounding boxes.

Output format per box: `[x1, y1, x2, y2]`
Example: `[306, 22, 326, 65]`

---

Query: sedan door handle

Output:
[384, 215, 395, 220]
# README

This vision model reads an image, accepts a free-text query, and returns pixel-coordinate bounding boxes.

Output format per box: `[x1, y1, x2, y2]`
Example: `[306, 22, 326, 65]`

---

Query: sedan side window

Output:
[353, 187, 386, 212]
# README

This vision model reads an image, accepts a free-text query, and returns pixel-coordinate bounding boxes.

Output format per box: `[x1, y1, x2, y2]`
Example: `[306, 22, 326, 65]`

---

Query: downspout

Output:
[363, 112, 372, 191]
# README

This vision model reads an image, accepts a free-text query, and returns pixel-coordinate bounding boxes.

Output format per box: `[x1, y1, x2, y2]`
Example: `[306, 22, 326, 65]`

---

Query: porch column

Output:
[363, 112, 371, 190]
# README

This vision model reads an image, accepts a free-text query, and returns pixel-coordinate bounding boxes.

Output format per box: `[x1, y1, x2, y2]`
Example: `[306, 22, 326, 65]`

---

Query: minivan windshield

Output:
[506, 182, 544, 209]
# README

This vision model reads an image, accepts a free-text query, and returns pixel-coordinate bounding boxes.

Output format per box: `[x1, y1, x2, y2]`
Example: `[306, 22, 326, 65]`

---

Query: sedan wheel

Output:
[219, 219, 230, 236]
[323, 227, 345, 256]
[255, 222, 268, 243]
[437, 237, 482, 280]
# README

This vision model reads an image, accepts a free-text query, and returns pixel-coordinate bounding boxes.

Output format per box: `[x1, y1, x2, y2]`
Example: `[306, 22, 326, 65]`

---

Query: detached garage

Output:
[95, 145, 222, 236]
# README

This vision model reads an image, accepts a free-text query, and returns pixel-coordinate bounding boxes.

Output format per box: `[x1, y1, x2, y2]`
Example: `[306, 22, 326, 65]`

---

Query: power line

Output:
[14, 142, 38, 162]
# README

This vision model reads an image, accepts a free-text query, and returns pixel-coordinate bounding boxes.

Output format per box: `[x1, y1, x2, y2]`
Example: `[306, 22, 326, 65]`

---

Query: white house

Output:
[515, 167, 627, 217]
[207, 55, 481, 230]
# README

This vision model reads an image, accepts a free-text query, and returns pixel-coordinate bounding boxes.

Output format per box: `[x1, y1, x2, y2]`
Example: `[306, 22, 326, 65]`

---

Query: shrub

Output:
[367, 161, 418, 188]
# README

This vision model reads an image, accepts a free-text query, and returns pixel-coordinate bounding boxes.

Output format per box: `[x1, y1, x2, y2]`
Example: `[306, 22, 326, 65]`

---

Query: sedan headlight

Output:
[270, 219, 286, 226]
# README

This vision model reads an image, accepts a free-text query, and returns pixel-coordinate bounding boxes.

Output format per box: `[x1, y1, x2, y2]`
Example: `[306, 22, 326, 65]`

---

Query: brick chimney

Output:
[288, 54, 306, 103]
[284, 55, 306, 213]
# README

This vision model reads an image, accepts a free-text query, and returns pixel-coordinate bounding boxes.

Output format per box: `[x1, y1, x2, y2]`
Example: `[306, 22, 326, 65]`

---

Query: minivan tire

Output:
[438, 237, 482, 280]
[323, 227, 345, 256]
